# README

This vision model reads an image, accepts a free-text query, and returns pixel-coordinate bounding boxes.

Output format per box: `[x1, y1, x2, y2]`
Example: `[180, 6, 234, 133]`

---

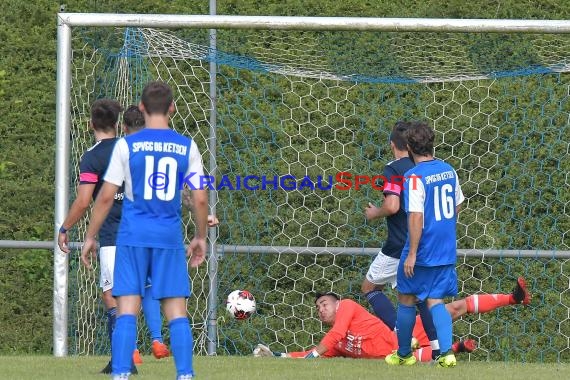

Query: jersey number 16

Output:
[433, 183, 455, 221]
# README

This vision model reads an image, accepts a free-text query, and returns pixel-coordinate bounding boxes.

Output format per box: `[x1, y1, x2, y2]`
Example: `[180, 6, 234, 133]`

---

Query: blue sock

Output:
[395, 303, 417, 357]
[430, 303, 453, 354]
[417, 301, 440, 359]
[169, 317, 194, 377]
[112, 314, 137, 375]
[142, 287, 163, 342]
[107, 307, 117, 345]
[365, 290, 396, 330]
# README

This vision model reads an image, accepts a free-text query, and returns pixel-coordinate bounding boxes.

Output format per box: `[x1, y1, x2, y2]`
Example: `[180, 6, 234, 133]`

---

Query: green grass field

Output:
[0, 355, 567, 380]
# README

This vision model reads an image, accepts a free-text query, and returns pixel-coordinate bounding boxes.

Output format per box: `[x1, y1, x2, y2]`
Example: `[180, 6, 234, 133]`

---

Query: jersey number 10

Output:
[144, 156, 178, 201]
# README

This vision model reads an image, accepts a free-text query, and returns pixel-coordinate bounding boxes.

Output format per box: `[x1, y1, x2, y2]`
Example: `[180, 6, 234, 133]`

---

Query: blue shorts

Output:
[113, 245, 190, 299]
[396, 263, 458, 300]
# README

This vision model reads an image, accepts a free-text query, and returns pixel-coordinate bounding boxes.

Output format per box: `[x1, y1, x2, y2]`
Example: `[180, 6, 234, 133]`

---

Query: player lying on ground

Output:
[254, 277, 530, 361]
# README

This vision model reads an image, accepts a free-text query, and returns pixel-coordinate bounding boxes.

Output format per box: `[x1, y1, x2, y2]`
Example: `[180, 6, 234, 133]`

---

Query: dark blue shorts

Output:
[113, 245, 190, 299]
[396, 263, 458, 300]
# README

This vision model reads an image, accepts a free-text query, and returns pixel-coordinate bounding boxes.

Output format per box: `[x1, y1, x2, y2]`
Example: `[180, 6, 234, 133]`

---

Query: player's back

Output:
[403, 159, 462, 266]
[116, 128, 195, 249]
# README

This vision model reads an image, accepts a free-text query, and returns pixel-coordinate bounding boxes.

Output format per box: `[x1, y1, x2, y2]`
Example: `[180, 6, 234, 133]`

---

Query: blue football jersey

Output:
[401, 159, 464, 266]
[104, 128, 204, 249]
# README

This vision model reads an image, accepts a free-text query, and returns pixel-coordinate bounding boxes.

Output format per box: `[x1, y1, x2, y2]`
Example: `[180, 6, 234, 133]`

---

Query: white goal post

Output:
[55, 13, 570, 358]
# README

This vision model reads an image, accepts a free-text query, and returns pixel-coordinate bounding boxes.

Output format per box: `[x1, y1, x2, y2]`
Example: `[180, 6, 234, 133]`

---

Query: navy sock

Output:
[365, 290, 396, 330]
[417, 301, 440, 359]
[107, 307, 117, 345]
[395, 303, 417, 357]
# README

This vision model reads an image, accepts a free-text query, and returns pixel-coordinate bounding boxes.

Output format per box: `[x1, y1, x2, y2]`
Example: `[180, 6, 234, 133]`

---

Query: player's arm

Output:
[403, 175, 425, 278]
[190, 189, 208, 240]
[405, 212, 423, 277]
[454, 170, 465, 215]
[309, 301, 355, 358]
[58, 183, 95, 253]
[365, 165, 401, 221]
[364, 194, 399, 220]
[185, 140, 209, 267]
[261, 343, 327, 359]
[183, 186, 219, 227]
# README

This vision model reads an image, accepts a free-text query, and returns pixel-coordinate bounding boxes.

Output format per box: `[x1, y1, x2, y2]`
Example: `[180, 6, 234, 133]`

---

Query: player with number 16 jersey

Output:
[400, 160, 464, 269]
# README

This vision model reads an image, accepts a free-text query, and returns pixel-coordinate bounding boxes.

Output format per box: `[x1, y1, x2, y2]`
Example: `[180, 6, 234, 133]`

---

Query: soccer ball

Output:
[226, 289, 256, 320]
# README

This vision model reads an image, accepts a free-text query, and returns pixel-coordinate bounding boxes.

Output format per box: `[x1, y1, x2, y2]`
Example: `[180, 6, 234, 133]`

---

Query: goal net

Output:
[66, 24, 570, 362]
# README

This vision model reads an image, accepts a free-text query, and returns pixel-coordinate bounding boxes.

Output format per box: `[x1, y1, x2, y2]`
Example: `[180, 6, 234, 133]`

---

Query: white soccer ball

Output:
[226, 289, 256, 320]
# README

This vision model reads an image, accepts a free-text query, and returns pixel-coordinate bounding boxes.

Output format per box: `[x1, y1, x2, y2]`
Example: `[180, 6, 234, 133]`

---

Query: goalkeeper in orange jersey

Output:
[254, 277, 530, 361]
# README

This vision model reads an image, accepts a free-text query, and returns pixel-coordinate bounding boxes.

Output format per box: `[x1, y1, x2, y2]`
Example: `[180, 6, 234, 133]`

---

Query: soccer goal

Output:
[55, 14, 570, 362]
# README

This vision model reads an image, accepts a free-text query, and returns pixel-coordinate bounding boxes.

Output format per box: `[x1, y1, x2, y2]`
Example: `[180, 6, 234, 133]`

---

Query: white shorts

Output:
[99, 246, 116, 292]
[365, 250, 400, 288]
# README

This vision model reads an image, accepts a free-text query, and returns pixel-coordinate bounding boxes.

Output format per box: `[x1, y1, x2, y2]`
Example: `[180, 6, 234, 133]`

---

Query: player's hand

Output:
[207, 215, 219, 227]
[364, 202, 380, 221]
[187, 237, 207, 268]
[80, 237, 98, 269]
[403, 255, 416, 278]
[253, 344, 286, 358]
[58, 232, 70, 253]
[253, 344, 274, 357]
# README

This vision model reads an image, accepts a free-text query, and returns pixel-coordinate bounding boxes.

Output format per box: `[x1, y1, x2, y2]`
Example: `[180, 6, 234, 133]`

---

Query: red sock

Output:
[465, 294, 514, 314]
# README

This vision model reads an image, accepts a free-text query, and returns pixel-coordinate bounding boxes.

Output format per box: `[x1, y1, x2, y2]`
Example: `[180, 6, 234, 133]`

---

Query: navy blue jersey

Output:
[401, 159, 464, 266]
[381, 157, 415, 259]
[78, 138, 124, 247]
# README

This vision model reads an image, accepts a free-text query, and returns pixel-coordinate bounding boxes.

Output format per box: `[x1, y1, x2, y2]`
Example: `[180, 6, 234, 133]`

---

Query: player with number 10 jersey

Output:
[105, 129, 203, 250]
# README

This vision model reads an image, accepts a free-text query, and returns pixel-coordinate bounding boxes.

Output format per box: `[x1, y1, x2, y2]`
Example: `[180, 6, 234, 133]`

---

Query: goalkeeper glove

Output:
[253, 344, 286, 358]
[304, 349, 320, 359]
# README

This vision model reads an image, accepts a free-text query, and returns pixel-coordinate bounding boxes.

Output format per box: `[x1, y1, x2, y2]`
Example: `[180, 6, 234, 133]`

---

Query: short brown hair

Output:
[406, 121, 434, 157]
[122, 105, 145, 130]
[141, 81, 173, 115]
[90, 99, 122, 132]
[390, 121, 411, 150]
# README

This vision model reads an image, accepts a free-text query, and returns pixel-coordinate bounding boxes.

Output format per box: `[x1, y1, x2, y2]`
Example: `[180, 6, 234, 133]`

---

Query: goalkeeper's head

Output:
[315, 291, 340, 302]
[314, 291, 341, 325]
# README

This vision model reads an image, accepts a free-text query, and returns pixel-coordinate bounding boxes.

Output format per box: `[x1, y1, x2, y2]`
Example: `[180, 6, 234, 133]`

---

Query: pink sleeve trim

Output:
[383, 182, 402, 195]
[79, 172, 98, 183]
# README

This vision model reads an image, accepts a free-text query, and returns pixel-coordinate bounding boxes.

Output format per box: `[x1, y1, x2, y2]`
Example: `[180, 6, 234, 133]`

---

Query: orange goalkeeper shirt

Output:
[320, 299, 398, 358]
